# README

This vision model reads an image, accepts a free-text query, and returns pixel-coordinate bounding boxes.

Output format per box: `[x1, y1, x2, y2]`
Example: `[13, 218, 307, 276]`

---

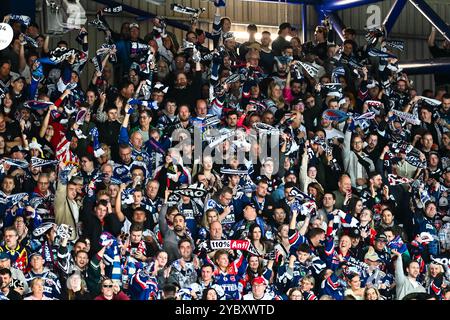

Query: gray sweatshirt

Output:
[395, 256, 426, 300]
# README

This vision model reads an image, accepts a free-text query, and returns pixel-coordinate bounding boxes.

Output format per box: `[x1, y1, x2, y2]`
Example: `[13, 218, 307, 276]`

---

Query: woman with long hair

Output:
[248, 223, 274, 267]
[425, 262, 448, 299]
[290, 36, 303, 60]
[147, 250, 171, 289]
[274, 224, 290, 265]
[0, 92, 15, 121]
[307, 182, 324, 205]
[198, 209, 220, 241]
[197, 155, 222, 194]
[358, 208, 377, 246]
[264, 82, 286, 120]
[65, 272, 92, 300]
[154, 148, 191, 197]
[240, 254, 274, 296]
[202, 287, 218, 300]
[348, 198, 364, 218]
[364, 286, 383, 300]
[344, 273, 365, 300]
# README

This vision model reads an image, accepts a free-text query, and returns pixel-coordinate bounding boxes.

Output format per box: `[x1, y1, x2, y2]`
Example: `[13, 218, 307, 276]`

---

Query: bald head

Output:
[210, 221, 223, 240]
[130, 131, 143, 149]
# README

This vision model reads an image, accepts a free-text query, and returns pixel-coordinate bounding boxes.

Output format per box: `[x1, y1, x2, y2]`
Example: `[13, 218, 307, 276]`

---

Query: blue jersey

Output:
[204, 252, 248, 300]
[25, 269, 62, 300]
[178, 201, 203, 240]
[276, 256, 326, 293]
[214, 272, 242, 300]
[205, 198, 235, 235]
[129, 270, 159, 300]
[320, 273, 346, 300]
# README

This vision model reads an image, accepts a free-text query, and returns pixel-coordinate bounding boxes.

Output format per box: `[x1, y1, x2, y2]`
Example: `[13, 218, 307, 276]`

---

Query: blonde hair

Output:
[267, 82, 284, 109]
[201, 208, 219, 228]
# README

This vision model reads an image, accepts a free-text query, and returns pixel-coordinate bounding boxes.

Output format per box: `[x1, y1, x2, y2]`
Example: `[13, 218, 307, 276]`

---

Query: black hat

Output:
[284, 169, 297, 178]
[348, 228, 361, 238]
[244, 202, 256, 209]
[10, 145, 28, 154]
[375, 233, 388, 242]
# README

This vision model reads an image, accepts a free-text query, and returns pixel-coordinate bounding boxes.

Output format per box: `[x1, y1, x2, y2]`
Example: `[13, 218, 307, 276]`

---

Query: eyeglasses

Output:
[102, 284, 113, 288]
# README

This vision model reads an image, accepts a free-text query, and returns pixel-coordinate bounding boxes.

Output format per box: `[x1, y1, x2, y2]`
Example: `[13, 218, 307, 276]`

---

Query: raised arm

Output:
[428, 27, 437, 47]
[39, 105, 56, 138]
[18, 34, 27, 74]
[115, 184, 126, 223]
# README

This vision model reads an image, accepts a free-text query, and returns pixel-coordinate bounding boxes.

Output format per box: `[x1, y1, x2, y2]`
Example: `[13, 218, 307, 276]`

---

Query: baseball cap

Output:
[252, 276, 267, 286]
[244, 202, 256, 209]
[10, 145, 28, 154]
[129, 23, 139, 29]
[11, 73, 25, 83]
[348, 228, 361, 239]
[375, 234, 388, 242]
[29, 252, 42, 260]
[438, 197, 448, 208]
[284, 169, 297, 178]
[0, 252, 10, 260]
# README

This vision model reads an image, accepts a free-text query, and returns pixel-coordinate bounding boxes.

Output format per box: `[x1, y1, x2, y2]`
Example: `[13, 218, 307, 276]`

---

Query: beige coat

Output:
[54, 182, 79, 241]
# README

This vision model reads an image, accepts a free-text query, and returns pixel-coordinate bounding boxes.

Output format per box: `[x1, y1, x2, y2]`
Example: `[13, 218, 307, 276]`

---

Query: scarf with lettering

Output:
[100, 232, 122, 282]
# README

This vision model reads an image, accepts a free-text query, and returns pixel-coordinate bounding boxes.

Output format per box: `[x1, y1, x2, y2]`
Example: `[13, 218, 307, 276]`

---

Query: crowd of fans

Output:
[0, 1, 449, 301]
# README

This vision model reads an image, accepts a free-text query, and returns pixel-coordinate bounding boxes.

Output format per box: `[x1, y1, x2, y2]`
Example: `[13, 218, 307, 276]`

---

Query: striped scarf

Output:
[101, 233, 122, 282]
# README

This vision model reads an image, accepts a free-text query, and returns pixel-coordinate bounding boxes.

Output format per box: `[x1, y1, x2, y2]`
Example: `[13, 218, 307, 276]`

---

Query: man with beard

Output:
[343, 126, 375, 191]
[168, 239, 200, 289]
[271, 57, 289, 88]
[364, 132, 384, 164]
[390, 77, 411, 111]
[159, 204, 194, 263]
[21, 161, 42, 194]
[0, 268, 23, 300]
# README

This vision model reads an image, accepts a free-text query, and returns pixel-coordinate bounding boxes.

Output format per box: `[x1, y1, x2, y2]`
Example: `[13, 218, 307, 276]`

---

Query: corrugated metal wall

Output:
[335, 0, 450, 93]
[38, 0, 450, 92]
